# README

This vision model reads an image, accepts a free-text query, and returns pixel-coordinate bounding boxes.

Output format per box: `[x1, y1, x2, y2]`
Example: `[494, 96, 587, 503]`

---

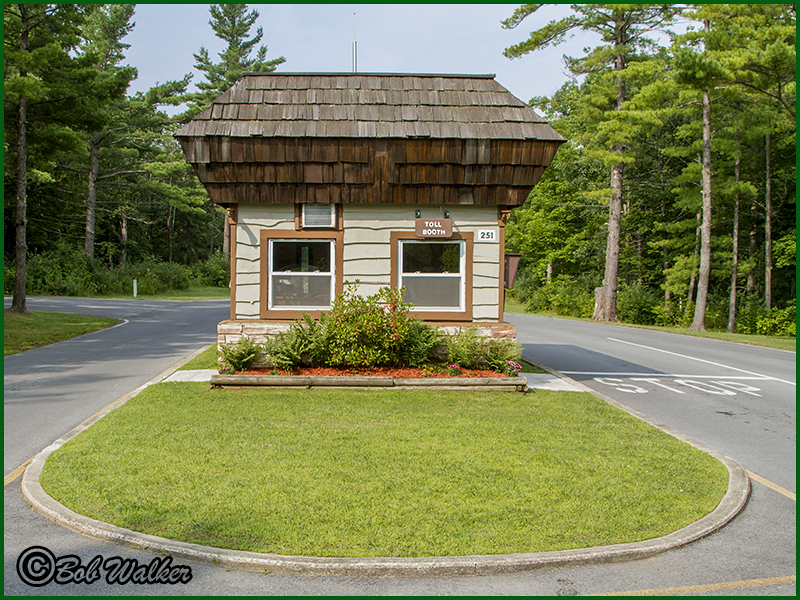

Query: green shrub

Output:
[264, 314, 326, 370]
[324, 284, 414, 368]
[484, 337, 523, 372]
[651, 302, 681, 327]
[21, 244, 195, 297]
[262, 285, 444, 369]
[4, 264, 14, 294]
[735, 298, 766, 335]
[191, 252, 230, 287]
[756, 300, 796, 337]
[446, 327, 522, 371]
[219, 337, 262, 373]
[617, 282, 659, 325]
[399, 319, 445, 368]
[525, 275, 594, 318]
[446, 327, 487, 369]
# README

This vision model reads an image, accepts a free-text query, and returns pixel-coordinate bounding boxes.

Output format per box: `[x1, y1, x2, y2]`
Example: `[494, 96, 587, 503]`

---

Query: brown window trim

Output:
[260, 229, 344, 320]
[294, 203, 342, 231]
[390, 231, 473, 322]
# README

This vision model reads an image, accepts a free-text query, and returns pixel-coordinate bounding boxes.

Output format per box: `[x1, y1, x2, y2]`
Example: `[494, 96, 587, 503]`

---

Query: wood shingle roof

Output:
[176, 73, 566, 142]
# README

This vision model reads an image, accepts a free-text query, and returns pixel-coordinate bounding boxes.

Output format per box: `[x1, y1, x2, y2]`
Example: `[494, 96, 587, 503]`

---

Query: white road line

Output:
[607, 338, 796, 386]
[560, 372, 771, 380]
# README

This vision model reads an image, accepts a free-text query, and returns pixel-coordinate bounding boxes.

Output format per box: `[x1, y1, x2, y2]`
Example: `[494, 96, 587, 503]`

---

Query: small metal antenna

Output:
[352, 12, 357, 73]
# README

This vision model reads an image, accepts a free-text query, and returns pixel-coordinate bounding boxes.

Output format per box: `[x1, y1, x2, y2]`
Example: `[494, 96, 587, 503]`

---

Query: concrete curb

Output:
[21, 351, 750, 578]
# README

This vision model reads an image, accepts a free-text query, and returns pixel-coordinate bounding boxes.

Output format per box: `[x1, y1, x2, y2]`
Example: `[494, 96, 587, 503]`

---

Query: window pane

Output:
[271, 274, 332, 307]
[402, 275, 461, 308]
[272, 241, 331, 272]
[402, 242, 460, 274]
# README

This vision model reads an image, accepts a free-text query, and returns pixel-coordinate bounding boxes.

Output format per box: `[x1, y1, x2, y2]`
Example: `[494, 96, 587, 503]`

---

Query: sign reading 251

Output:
[478, 229, 496, 241]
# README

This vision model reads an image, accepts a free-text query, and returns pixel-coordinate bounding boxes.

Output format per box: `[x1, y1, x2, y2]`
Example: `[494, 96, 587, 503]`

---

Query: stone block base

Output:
[217, 320, 517, 347]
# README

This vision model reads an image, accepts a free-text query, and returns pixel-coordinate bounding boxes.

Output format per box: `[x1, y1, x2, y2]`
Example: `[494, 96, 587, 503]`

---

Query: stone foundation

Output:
[217, 320, 517, 346]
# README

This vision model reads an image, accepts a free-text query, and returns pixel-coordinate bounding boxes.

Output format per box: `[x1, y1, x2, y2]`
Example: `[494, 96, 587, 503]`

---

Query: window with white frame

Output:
[398, 240, 465, 310]
[268, 239, 334, 309]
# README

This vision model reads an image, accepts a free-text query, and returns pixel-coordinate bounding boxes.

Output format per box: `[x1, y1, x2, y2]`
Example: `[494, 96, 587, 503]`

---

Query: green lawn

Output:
[179, 344, 220, 370]
[504, 297, 795, 352]
[4, 310, 119, 356]
[99, 285, 230, 301]
[41, 383, 728, 558]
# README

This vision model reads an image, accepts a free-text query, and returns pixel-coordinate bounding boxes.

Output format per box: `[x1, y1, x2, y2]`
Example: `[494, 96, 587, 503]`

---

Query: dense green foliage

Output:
[260, 285, 446, 370]
[236, 285, 522, 372]
[4, 4, 279, 304]
[3, 242, 229, 297]
[218, 336, 260, 372]
[505, 4, 795, 336]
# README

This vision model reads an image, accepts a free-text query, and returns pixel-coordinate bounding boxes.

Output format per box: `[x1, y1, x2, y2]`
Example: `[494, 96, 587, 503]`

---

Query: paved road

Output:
[4, 302, 796, 595]
[4, 297, 230, 475]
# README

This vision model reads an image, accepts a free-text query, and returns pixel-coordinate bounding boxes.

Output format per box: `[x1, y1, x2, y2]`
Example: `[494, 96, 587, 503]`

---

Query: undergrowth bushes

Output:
[510, 272, 794, 337]
[4, 244, 229, 296]
[221, 284, 521, 373]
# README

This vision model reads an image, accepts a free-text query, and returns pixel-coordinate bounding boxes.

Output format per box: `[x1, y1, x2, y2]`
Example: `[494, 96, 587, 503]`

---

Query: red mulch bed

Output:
[241, 366, 507, 378]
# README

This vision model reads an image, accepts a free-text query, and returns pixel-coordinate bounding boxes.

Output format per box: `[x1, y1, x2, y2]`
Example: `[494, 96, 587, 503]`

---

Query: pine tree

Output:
[184, 4, 285, 118]
[4, 4, 99, 312]
[502, 4, 679, 321]
[77, 4, 138, 258]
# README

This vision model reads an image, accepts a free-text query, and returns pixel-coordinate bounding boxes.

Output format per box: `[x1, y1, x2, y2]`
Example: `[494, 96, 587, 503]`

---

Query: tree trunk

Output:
[84, 136, 101, 258]
[687, 210, 701, 307]
[746, 200, 757, 297]
[10, 5, 29, 314]
[727, 155, 740, 333]
[764, 132, 772, 310]
[167, 206, 175, 263]
[120, 217, 128, 267]
[223, 211, 230, 254]
[689, 88, 713, 331]
[597, 46, 626, 323]
[601, 162, 623, 322]
[546, 261, 552, 284]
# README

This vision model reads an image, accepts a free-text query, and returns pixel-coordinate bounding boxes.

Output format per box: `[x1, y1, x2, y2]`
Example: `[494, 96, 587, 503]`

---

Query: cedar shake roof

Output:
[176, 73, 566, 207]
[175, 72, 566, 142]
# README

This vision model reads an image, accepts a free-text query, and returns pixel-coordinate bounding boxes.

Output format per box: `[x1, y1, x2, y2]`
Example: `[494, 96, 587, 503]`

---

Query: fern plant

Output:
[219, 337, 262, 373]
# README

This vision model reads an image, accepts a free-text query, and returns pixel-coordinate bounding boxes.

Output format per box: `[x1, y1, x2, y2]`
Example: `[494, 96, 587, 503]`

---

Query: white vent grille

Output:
[302, 204, 335, 228]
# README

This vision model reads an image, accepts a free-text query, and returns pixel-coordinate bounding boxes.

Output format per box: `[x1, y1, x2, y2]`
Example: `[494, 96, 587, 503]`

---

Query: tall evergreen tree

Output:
[502, 4, 679, 322]
[77, 4, 137, 258]
[4, 3, 100, 312]
[184, 3, 285, 118]
[180, 4, 285, 254]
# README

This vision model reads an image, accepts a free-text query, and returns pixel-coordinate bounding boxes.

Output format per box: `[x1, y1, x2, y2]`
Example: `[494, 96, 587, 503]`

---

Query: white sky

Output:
[123, 4, 598, 106]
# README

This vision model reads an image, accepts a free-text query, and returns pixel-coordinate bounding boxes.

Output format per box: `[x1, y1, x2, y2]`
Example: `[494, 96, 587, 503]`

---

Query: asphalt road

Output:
[4, 297, 230, 475]
[4, 301, 796, 595]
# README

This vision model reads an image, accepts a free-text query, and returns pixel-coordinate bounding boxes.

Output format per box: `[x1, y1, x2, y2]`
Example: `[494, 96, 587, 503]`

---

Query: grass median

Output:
[40, 383, 728, 558]
[4, 310, 119, 356]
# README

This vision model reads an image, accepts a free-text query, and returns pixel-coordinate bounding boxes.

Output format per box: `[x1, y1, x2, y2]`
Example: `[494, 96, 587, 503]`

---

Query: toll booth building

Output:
[175, 72, 565, 344]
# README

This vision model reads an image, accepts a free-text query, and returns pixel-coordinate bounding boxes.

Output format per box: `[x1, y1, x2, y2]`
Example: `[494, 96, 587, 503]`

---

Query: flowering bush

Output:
[503, 360, 523, 377]
[448, 364, 462, 376]
[266, 284, 443, 369]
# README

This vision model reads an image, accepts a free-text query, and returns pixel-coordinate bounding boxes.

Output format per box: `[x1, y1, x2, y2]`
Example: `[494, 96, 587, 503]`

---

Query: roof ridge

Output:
[243, 72, 497, 79]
